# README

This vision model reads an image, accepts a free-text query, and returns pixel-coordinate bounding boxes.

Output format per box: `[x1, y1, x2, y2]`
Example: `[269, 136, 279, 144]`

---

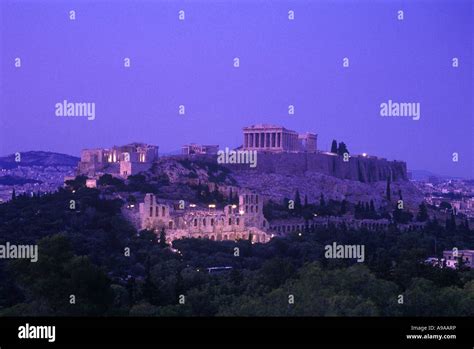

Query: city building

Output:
[443, 250, 474, 269]
[85, 178, 97, 188]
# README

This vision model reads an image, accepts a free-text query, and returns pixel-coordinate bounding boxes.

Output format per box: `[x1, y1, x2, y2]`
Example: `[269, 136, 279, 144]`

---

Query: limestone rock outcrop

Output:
[224, 152, 407, 183]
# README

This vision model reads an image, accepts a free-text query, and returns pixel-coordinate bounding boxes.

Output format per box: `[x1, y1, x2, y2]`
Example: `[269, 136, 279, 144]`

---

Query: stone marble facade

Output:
[138, 192, 271, 243]
[77, 143, 158, 178]
[243, 124, 317, 153]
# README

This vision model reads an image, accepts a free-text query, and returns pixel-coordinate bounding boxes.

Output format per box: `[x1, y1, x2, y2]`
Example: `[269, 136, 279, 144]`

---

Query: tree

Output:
[9, 234, 113, 316]
[457, 254, 469, 271]
[212, 185, 220, 202]
[11, 188, 16, 201]
[294, 190, 302, 213]
[196, 183, 210, 202]
[386, 176, 391, 202]
[439, 201, 452, 211]
[355, 201, 362, 219]
[98, 174, 124, 187]
[393, 207, 413, 224]
[65, 175, 88, 191]
[450, 211, 457, 229]
[370, 200, 375, 213]
[127, 195, 137, 205]
[259, 258, 296, 289]
[416, 202, 429, 222]
[337, 142, 349, 156]
[331, 140, 338, 154]
[304, 195, 308, 208]
[446, 212, 456, 232]
[159, 228, 167, 248]
[340, 200, 347, 215]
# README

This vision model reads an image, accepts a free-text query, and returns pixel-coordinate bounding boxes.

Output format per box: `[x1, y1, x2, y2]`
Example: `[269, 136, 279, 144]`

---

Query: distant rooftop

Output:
[444, 250, 474, 254]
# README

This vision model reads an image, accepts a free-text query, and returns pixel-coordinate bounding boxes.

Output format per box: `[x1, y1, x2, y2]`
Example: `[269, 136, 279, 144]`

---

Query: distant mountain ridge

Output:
[409, 169, 467, 181]
[0, 151, 79, 169]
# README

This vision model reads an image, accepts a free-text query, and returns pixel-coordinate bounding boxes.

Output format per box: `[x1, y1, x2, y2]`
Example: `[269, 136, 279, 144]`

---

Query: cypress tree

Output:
[331, 140, 338, 153]
[386, 177, 391, 201]
[159, 227, 167, 248]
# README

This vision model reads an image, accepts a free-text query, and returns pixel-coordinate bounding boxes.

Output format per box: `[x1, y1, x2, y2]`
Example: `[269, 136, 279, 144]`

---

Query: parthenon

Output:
[242, 124, 317, 153]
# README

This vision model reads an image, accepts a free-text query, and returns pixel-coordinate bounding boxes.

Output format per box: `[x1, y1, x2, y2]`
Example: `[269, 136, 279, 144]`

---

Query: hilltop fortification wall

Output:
[222, 152, 407, 183]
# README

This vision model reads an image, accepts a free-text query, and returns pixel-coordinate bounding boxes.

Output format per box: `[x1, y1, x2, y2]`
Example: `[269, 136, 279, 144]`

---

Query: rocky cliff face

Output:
[223, 152, 407, 183]
[231, 171, 423, 210]
[145, 154, 422, 209]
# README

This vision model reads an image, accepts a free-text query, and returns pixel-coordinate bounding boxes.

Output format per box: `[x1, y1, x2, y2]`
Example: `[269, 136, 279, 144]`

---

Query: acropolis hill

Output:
[74, 124, 421, 209]
[71, 124, 424, 243]
[77, 124, 407, 182]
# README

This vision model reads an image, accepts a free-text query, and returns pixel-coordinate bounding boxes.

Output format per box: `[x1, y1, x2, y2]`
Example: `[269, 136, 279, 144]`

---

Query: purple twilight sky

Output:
[0, 0, 472, 178]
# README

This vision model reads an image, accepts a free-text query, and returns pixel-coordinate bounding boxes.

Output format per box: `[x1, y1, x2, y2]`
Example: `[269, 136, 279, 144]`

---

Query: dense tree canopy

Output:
[0, 189, 473, 316]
